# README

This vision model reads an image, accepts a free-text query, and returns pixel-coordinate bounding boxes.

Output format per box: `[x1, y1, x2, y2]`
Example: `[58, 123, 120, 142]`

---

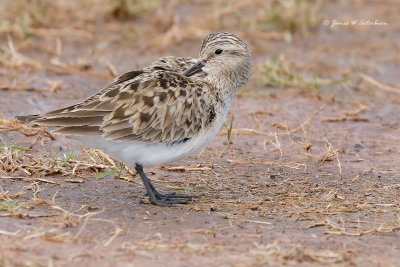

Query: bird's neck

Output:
[206, 77, 241, 105]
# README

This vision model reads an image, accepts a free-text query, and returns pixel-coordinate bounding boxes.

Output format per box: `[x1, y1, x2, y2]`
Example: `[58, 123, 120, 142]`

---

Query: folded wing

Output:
[30, 65, 215, 144]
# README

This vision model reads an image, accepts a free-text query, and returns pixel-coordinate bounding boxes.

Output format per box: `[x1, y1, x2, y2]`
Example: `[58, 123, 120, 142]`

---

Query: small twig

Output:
[64, 179, 84, 183]
[163, 166, 212, 172]
[321, 117, 369, 123]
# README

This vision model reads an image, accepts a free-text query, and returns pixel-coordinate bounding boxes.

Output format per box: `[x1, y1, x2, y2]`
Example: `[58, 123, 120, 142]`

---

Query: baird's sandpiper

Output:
[16, 32, 252, 206]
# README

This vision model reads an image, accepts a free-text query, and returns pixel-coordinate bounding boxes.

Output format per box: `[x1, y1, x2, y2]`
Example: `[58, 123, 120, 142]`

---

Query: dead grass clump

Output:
[0, 184, 26, 217]
[1, 0, 56, 38]
[96, 0, 163, 20]
[5, 0, 53, 28]
[46, 204, 121, 244]
[0, 142, 25, 174]
[129, 0, 325, 49]
[0, 144, 125, 180]
[121, 237, 228, 258]
[20, 204, 120, 245]
[23, 227, 74, 243]
[317, 138, 342, 177]
[212, 0, 323, 39]
[317, 139, 339, 163]
[0, 36, 41, 70]
[306, 215, 400, 236]
[279, 245, 351, 264]
[2, 0, 162, 33]
[260, 54, 339, 96]
[0, 119, 133, 180]
[0, 0, 327, 55]
[0, 199, 24, 214]
[255, 0, 323, 38]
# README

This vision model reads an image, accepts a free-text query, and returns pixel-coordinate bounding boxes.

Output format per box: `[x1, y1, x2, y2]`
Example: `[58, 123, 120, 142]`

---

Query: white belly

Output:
[72, 106, 230, 168]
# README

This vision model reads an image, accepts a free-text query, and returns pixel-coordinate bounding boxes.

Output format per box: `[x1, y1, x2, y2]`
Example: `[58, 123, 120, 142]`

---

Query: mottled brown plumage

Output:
[31, 56, 217, 144]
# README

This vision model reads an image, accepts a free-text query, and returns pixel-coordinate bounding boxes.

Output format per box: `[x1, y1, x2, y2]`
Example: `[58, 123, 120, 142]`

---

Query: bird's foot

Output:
[150, 191, 198, 206]
[135, 163, 198, 206]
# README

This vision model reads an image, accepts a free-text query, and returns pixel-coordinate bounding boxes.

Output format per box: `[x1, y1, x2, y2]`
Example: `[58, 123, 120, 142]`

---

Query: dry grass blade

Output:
[271, 132, 283, 156]
[100, 57, 118, 76]
[318, 138, 342, 177]
[291, 104, 327, 133]
[344, 103, 367, 116]
[104, 227, 123, 247]
[0, 229, 20, 236]
[0, 176, 58, 184]
[360, 72, 400, 93]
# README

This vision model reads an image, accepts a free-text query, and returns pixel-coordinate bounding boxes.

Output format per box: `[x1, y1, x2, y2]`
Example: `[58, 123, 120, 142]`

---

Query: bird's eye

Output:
[215, 49, 223, 55]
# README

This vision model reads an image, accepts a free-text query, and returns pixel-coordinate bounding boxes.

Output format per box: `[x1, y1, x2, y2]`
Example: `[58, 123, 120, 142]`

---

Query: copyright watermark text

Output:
[323, 19, 388, 28]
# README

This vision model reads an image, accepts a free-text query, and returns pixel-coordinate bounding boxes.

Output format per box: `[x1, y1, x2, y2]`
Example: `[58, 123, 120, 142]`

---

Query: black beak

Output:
[183, 61, 204, 77]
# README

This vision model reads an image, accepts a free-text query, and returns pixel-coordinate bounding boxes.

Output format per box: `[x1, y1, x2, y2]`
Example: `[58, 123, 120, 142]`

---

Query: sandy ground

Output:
[0, 1, 400, 266]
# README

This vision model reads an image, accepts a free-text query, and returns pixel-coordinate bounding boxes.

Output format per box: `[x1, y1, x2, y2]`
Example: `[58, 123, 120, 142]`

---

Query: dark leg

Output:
[135, 163, 197, 206]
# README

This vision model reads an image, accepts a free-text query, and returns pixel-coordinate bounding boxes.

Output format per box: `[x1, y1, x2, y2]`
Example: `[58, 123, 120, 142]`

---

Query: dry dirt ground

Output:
[0, 1, 400, 266]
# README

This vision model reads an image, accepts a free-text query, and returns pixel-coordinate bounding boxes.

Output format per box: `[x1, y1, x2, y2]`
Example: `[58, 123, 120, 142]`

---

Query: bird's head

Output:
[184, 32, 252, 91]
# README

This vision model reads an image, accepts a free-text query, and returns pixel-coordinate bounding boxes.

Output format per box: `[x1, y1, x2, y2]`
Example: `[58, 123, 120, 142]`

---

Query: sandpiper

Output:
[16, 32, 252, 206]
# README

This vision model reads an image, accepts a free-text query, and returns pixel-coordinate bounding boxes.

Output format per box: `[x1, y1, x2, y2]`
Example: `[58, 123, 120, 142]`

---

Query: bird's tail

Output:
[15, 114, 40, 123]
